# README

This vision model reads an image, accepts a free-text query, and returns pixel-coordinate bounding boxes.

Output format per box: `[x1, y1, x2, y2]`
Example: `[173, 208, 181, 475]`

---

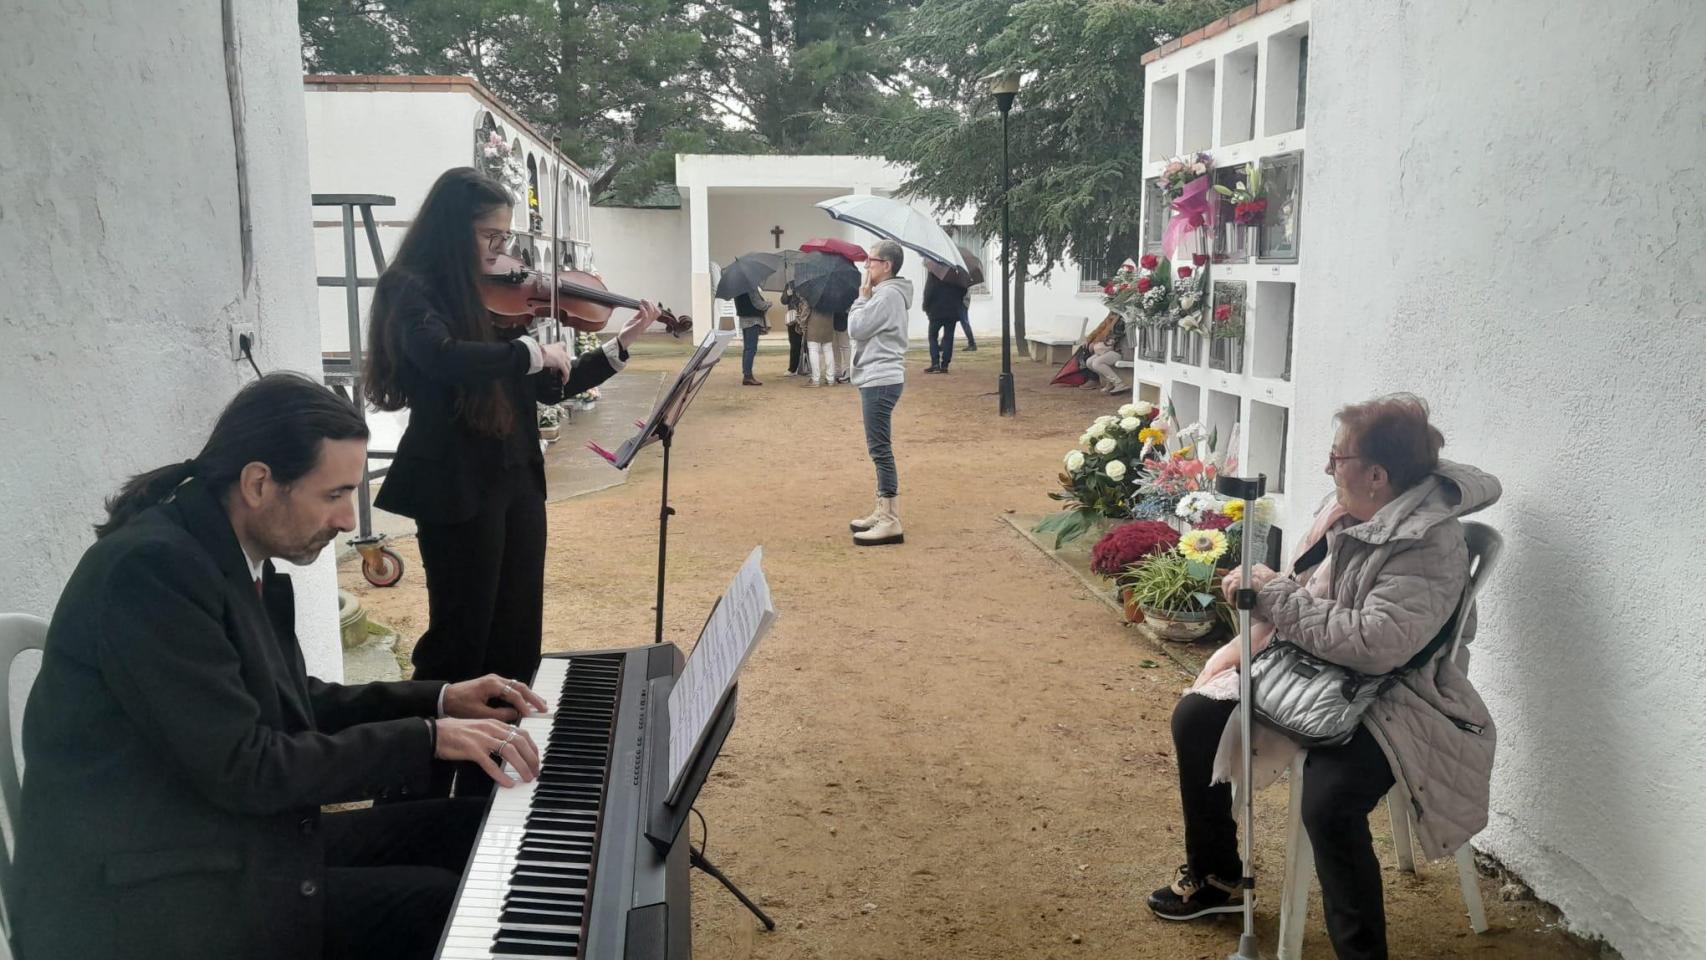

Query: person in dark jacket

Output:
[362, 169, 656, 781]
[922, 270, 970, 374]
[15, 373, 549, 960]
[733, 289, 770, 385]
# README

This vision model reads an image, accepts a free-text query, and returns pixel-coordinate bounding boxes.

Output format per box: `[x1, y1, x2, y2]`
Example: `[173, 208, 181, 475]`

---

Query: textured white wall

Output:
[588, 206, 694, 322]
[0, 0, 343, 681]
[1296, 3, 1706, 957]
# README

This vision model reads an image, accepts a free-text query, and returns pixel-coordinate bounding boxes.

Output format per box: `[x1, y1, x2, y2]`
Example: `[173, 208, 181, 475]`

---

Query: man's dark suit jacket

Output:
[14, 478, 445, 960]
[372, 271, 624, 525]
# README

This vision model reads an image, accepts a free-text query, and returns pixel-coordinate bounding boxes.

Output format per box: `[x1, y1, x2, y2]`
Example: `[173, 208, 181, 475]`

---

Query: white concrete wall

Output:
[0, 1, 342, 680]
[1297, 3, 1706, 958]
[588, 206, 693, 322]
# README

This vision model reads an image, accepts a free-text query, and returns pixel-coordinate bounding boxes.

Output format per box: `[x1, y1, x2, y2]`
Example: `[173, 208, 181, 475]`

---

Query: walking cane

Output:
[1217, 473, 1269, 960]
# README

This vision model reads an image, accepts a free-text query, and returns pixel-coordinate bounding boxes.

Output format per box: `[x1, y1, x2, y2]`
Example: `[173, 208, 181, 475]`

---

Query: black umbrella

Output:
[923, 245, 986, 287]
[787, 251, 862, 315]
[715, 252, 786, 301]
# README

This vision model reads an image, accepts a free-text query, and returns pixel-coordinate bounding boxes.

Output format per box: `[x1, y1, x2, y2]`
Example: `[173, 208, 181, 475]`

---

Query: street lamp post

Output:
[987, 71, 1021, 417]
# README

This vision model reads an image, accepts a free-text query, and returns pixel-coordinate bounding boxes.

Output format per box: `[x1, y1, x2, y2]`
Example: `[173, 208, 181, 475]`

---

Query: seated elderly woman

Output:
[1146, 394, 1500, 960]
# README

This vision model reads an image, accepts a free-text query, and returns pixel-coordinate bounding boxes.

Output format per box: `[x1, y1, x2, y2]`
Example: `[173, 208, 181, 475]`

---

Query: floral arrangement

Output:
[1213, 162, 1267, 226]
[1170, 255, 1210, 334]
[1089, 520, 1179, 578]
[1035, 401, 1165, 547]
[1131, 253, 1174, 328]
[1161, 152, 1213, 203]
[574, 330, 603, 353]
[1101, 258, 1143, 322]
[537, 404, 562, 429]
[478, 131, 528, 199]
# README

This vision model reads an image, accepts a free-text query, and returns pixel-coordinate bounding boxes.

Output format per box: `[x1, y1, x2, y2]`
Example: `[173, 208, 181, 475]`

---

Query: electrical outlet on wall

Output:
[229, 320, 256, 361]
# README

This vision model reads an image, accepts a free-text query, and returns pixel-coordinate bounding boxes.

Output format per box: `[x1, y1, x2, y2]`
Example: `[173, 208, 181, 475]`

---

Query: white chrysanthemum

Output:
[1105, 460, 1128, 481]
[1118, 403, 1139, 419]
[1095, 437, 1117, 455]
[1120, 417, 1141, 433]
[1065, 450, 1086, 472]
[1133, 401, 1156, 417]
[1088, 422, 1107, 439]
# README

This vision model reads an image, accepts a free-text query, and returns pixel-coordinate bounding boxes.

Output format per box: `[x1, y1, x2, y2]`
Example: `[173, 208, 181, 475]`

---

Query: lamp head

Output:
[983, 70, 1022, 113]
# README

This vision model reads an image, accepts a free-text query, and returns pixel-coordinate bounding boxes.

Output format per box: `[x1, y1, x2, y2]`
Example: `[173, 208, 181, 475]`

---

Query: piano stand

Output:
[690, 848, 776, 931]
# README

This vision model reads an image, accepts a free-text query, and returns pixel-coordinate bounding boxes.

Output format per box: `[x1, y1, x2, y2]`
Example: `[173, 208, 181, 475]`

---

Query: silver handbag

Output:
[1247, 540, 1457, 747]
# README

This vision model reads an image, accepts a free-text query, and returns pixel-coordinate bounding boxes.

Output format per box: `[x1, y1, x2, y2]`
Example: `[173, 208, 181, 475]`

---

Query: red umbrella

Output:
[799, 237, 868, 262]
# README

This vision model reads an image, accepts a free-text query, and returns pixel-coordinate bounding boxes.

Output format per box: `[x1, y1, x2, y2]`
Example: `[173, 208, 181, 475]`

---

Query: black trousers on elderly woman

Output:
[1171, 692, 1396, 960]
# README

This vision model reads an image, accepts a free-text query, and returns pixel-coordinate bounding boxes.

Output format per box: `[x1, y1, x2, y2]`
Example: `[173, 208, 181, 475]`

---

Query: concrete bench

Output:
[1025, 315, 1091, 364]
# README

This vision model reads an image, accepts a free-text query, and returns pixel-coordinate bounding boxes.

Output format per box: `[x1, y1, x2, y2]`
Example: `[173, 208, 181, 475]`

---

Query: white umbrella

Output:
[816, 195, 968, 272]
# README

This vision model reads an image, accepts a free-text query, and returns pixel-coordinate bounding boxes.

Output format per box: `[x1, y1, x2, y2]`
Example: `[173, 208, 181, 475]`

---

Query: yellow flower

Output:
[1173, 445, 1195, 460]
[1221, 499, 1245, 522]
[1138, 427, 1167, 447]
[1179, 528, 1229, 565]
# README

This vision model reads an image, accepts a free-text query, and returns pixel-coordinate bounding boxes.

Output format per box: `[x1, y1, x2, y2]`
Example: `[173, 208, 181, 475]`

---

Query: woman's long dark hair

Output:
[96, 373, 369, 538]
[364, 167, 515, 435]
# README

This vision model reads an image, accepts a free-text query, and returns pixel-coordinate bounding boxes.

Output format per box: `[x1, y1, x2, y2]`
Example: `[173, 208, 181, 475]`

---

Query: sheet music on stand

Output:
[666, 546, 775, 803]
[587, 330, 735, 470]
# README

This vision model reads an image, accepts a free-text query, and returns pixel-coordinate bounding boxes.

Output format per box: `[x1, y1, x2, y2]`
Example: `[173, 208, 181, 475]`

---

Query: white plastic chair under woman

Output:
[1275, 521, 1504, 959]
[0, 613, 48, 959]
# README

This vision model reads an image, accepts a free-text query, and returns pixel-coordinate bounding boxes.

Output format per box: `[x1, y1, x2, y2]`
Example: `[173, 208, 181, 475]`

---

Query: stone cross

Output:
[770, 225, 785, 249]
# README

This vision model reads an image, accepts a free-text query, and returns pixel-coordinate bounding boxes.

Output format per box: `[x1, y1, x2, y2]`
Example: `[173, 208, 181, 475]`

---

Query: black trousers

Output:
[413, 467, 547, 686]
[787, 326, 806, 373]
[1172, 693, 1396, 960]
[323, 797, 486, 960]
[927, 316, 957, 369]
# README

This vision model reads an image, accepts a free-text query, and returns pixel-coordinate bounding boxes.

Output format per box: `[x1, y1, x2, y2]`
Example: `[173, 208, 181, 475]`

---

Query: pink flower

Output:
[1177, 266, 1193, 279]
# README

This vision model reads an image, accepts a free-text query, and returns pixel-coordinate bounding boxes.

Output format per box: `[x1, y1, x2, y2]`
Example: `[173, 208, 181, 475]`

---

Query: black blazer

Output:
[372, 271, 623, 524]
[14, 479, 444, 960]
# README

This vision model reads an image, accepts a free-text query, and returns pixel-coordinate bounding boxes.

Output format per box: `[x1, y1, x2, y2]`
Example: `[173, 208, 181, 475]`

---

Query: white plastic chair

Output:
[0, 613, 47, 959]
[1276, 522, 1503, 959]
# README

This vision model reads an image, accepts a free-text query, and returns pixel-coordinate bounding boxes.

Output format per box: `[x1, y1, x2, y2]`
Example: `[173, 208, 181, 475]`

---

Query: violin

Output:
[479, 254, 693, 338]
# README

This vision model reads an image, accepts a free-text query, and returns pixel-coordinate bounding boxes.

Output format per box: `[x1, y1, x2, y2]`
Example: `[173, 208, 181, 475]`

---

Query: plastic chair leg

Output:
[1278, 754, 1312, 960]
[1456, 845, 1489, 933]
[1388, 787, 1417, 874]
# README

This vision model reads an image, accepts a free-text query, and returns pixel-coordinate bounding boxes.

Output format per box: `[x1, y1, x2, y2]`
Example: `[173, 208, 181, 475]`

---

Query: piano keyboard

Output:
[438, 653, 626, 959]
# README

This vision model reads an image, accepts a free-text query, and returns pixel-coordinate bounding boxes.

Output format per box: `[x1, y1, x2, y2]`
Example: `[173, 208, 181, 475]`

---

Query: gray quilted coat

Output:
[1256, 460, 1501, 858]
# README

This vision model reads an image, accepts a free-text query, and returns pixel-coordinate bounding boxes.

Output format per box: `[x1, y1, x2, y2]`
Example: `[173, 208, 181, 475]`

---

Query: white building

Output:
[591, 154, 1108, 350]
[1, 0, 341, 697]
[1143, 1, 1706, 958]
[303, 75, 596, 354]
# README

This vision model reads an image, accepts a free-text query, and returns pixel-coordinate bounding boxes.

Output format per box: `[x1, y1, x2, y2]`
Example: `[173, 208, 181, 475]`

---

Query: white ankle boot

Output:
[849, 497, 885, 533]
[853, 497, 903, 546]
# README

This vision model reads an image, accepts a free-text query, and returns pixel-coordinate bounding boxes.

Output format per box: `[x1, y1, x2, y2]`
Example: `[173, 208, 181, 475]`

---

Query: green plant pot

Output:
[1140, 605, 1216, 642]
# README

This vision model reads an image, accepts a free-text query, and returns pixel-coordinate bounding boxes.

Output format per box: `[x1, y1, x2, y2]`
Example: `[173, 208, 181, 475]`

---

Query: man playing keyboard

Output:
[15, 373, 546, 960]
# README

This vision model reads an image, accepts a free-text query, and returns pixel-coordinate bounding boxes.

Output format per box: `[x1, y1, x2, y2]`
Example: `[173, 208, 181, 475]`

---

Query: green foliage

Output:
[1033, 507, 1100, 550]
[1118, 550, 1221, 615]
[845, 0, 1239, 279]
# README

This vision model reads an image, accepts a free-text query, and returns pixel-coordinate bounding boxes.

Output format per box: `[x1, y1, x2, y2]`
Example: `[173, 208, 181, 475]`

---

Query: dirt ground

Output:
[344, 336, 1600, 960]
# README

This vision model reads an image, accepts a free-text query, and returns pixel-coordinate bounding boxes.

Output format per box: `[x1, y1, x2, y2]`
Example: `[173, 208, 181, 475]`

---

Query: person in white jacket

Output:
[845, 239, 912, 546]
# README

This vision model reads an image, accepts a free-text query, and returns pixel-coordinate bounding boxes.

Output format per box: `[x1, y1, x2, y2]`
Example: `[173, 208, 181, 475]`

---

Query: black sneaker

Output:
[924, 365, 941, 374]
[1146, 866, 1244, 921]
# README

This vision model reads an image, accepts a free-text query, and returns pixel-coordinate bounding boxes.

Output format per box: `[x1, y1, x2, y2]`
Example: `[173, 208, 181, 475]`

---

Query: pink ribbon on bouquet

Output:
[1161, 175, 1212, 260]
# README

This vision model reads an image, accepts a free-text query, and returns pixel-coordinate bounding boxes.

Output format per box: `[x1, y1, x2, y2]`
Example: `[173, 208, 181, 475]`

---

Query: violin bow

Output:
[550, 135, 561, 343]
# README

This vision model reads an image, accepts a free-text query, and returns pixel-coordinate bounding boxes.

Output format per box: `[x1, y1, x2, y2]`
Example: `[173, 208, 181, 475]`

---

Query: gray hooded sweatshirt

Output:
[847, 276, 913, 388]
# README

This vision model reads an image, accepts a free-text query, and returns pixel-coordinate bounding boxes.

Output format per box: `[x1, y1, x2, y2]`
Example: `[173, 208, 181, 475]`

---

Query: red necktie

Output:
[254, 577, 263, 598]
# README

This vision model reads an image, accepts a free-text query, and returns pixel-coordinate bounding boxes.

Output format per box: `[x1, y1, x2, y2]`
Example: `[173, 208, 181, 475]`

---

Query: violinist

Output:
[364, 168, 659, 797]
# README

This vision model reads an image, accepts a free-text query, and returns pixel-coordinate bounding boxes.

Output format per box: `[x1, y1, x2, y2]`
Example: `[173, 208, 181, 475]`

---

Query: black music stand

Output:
[587, 331, 735, 645]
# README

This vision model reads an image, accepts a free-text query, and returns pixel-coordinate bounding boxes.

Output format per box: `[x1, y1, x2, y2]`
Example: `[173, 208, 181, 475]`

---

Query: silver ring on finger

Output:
[502, 728, 519, 746]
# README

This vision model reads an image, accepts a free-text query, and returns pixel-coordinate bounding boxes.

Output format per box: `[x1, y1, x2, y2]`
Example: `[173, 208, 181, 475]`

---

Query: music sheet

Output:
[666, 546, 775, 800]
[589, 330, 734, 470]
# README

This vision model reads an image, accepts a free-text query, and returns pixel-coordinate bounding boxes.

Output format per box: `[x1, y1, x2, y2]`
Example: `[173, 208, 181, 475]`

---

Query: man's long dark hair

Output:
[364, 167, 516, 435]
[95, 373, 369, 538]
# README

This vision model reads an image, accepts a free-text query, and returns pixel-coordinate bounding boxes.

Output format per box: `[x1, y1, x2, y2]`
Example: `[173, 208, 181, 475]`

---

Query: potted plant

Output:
[537, 404, 561, 442]
[1119, 527, 1230, 641]
[1090, 520, 1181, 623]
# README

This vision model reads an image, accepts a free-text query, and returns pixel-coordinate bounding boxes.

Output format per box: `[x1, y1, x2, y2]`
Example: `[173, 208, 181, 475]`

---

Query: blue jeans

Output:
[741, 324, 761, 378]
[859, 383, 903, 498]
[958, 302, 976, 348]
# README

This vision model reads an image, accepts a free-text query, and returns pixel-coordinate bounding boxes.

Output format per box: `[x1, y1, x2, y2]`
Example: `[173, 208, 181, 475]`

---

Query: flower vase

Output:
[1122, 588, 1145, 624]
[1140, 605, 1216, 642]
[1245, 225, 1260, 255]
[539, 425, 561, 442]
